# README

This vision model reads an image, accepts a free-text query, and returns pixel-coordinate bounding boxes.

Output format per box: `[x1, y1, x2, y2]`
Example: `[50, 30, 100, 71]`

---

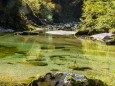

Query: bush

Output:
[79, 0, 115, 34]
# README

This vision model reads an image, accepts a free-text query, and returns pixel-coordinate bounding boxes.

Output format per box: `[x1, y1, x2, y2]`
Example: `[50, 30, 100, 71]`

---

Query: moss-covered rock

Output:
[0, 0, 54, 31]
[29, 73, 107, 86]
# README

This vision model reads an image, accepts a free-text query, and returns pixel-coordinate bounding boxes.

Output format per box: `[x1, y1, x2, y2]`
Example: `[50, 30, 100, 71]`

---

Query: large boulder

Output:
[29, 73, 106, 86]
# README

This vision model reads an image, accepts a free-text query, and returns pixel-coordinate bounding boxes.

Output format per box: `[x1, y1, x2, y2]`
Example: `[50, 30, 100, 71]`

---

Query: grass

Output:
[0, 34, 115, 85]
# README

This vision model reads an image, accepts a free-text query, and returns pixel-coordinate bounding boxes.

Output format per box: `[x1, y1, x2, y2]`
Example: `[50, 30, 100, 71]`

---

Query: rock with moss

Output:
[0, 0, 54, 31]
[29, 72, 107, 86]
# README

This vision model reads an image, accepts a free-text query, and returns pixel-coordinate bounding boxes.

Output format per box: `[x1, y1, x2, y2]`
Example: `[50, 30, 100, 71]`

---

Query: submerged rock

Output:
[89, 33, 115, 45]
[29, 73, 106, 86]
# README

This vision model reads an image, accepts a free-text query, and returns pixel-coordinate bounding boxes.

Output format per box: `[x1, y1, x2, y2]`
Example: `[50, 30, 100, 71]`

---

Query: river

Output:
[0, 34, 115, 85]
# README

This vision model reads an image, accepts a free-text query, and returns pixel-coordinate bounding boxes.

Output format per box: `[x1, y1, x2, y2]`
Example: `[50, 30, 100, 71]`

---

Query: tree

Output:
[79, 0, 115, 34]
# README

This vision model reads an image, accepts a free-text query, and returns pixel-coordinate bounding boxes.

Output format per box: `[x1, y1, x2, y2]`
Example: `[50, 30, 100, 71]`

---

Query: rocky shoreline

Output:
[0, 24, 115, 45]
[14, 22, 78, 36]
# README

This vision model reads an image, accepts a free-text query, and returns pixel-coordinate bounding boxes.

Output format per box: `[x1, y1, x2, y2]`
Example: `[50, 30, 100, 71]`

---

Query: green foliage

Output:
[109, 28, 115, 34]
[24, 0, 41, 15]
[24, 0, 55, 22]
[80, 1, 115, 33]
[39, 1, 55, 22]
[0, 0, 55, 30]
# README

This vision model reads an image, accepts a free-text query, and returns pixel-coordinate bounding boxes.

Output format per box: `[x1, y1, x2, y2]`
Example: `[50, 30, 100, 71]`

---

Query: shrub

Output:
[79, 0, 115, 34]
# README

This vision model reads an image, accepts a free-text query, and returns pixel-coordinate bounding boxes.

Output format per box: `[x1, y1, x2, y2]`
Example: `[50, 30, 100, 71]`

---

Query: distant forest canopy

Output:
[0, 0, 114, 33]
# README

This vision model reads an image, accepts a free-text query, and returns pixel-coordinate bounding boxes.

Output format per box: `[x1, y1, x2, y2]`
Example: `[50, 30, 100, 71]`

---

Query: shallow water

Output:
[0, 34, 115, 85]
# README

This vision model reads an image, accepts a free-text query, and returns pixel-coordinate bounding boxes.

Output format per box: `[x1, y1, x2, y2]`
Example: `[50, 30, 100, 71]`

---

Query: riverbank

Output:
[0, 23, 115, 46]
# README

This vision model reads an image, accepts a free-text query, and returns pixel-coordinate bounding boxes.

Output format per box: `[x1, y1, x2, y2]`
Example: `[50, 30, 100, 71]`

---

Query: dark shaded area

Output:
[22, 61, 48, 66]
[88, 79, 107, 86]
[75, 29, 104, 35]
[0, 0, 25, 31]
[41, 46, 65, 50]
[14, 31, 39, 35]
[106, 39, 115, 45]
[74, 67, 92, 71]
[52, 0, 83, 23]
[25, 4, 44, 26]
[0, 0, 8, 6]
[0, 0, 44, 31]
[50, 55, 69, 58]
[29, 80, 38, 86]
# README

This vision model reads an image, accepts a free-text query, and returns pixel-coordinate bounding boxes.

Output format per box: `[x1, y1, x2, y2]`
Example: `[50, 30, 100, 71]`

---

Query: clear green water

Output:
[0, 34, 115, 85]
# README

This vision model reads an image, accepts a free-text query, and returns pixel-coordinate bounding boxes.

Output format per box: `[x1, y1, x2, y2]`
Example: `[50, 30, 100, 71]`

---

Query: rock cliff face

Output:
[0, 0, 44, 31]
[0, 0, 23, 30]
[0, 0, 83, 31]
